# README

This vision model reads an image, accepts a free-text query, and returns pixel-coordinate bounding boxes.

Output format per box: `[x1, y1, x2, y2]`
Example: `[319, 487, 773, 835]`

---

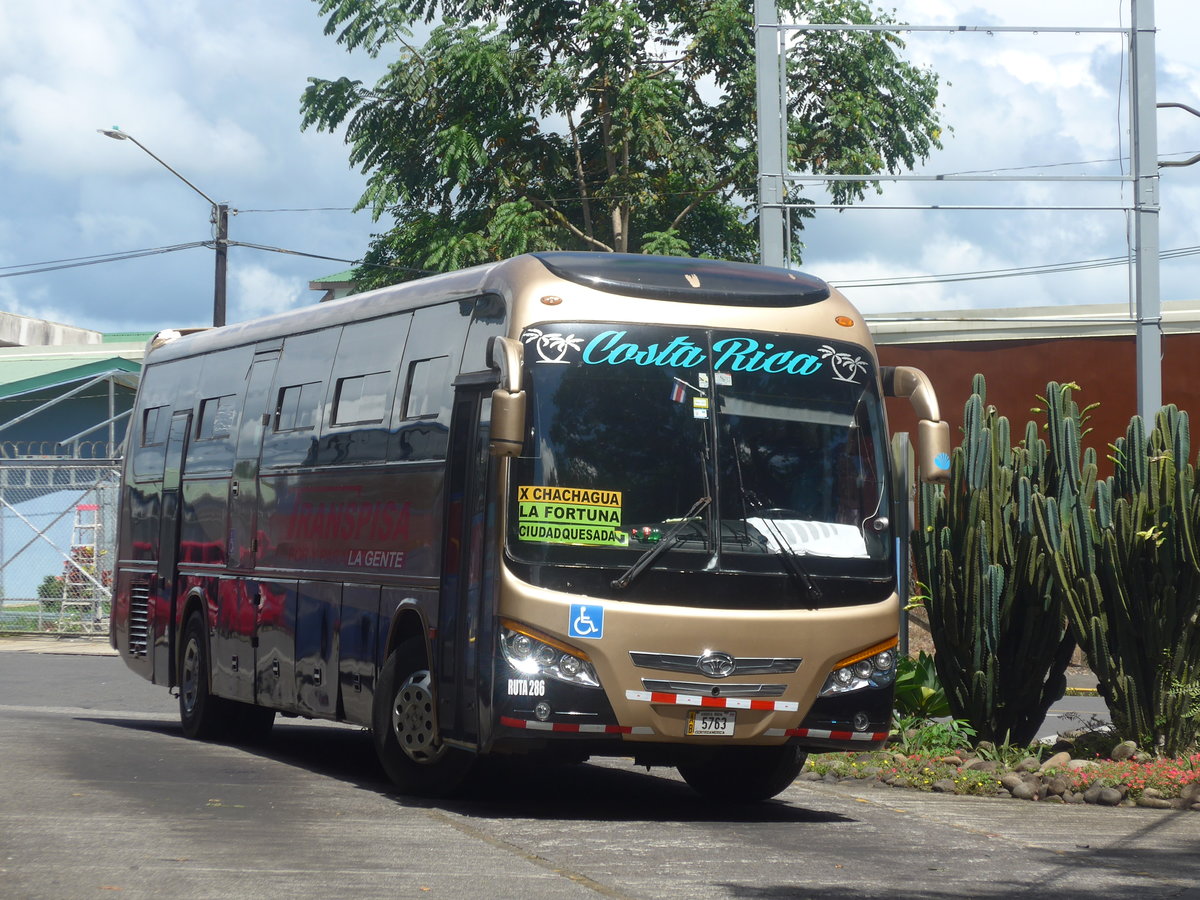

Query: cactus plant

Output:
[913, 376, 1077, 746]
[1039, 405, 1200, 755]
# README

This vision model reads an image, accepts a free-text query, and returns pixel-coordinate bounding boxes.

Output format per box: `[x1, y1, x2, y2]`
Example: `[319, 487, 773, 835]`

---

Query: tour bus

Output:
[110, 252, 950, 801]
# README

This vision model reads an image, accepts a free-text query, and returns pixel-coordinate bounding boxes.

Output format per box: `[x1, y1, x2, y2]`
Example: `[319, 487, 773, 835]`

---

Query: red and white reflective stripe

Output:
[765, 727, 888, 742]
[500, 715, 652, 735]
[625, 689, 799, 713]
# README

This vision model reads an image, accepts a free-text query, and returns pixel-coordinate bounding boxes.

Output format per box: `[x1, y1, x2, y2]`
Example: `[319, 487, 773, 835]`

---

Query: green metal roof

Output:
[311, 269, 357, 283]
[0, 357, 141, 402]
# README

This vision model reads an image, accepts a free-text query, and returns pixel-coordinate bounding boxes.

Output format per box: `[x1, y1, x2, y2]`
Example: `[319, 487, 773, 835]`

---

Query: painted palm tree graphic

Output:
[523, 328, 583, 363]
[818, 345, 868, 383]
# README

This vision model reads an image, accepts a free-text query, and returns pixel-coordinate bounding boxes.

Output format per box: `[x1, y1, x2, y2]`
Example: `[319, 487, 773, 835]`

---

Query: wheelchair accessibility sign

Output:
[568, 603, 604, 640]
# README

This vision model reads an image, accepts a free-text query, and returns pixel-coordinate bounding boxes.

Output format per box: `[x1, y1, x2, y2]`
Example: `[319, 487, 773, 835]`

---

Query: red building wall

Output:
[879, 333, 1200, 475]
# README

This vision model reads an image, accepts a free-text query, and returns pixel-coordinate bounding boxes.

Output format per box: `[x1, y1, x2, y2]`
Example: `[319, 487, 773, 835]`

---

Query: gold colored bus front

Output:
[498, 565, 897, 744]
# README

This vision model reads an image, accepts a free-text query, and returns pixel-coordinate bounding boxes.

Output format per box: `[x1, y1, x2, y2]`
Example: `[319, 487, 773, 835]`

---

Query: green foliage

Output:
[301, 0, 945, 286]
[1040, 405, 1200, 756]
[890, 716, 976, 755]
[36, 574, 62, 600]
[892, 651, 951, 719]
[913, 376, 1077, 746]
[971, 740, 1046, 768]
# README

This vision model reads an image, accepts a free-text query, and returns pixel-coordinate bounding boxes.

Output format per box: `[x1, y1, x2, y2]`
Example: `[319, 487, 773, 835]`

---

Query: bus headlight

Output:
[500, 621, 601, 689]
[818, 641, 898, 697]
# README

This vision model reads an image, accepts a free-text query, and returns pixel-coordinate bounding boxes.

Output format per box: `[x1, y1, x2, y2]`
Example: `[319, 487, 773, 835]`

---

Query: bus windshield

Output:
[509, 323, 892, 580]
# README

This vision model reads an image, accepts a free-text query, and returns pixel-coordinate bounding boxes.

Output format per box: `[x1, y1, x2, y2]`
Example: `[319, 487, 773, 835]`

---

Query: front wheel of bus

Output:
[179, 611, 229, 740]
[677, 745, 808, 803]
[372, 638, 474, 796]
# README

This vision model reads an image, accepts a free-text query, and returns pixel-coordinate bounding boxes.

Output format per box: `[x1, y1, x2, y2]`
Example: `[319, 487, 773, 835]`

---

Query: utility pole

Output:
[213, 203, 229, 328]
[98, 128, 229, 328]
[1131, 0, 1162, 419]
[754, 0, 786, 268]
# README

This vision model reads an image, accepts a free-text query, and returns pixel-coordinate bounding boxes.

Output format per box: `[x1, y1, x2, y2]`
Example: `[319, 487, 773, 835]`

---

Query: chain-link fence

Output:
[0, 458, 121, 634]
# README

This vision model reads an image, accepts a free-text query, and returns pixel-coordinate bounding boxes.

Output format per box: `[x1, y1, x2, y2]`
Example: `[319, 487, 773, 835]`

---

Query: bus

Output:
[110, 252, 950, 802]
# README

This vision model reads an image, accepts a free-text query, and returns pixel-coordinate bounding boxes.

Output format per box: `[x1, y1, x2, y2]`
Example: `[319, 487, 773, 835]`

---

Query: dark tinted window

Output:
[197, 394, 237, 440]
[262, 329, 337, 468]
[403, 357, 451, 419]
[141, 405, 169, 447]
[275, 382, 322, 432]
[333, 372, 389, 425]
[509, 323, 891, 584]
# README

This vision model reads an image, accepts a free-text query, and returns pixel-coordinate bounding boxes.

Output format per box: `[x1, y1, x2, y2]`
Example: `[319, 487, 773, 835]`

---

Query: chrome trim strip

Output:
[629, 651, 802, 675]
[641, 679, 788, 697]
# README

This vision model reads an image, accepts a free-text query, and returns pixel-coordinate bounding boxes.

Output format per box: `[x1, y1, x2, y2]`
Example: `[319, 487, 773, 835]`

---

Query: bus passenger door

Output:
[436, 384, 496, 746]
[154, 411, 191, 685]
[223, 350, 285, 707]
[229, 351, 278, 569]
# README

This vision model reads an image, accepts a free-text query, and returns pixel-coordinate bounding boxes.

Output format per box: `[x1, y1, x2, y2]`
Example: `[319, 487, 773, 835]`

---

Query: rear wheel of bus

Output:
[372, 637, 474, 796]
[179, 611, 231, 740]
[676, 745, 808, 803]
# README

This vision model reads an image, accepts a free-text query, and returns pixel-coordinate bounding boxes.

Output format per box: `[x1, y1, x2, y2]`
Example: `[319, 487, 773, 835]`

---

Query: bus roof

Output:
[143, 254, 832, 364]
[532, 253, 829, 306]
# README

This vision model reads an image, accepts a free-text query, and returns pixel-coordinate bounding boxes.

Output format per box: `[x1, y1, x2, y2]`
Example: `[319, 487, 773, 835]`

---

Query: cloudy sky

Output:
[1, 0, 1198, 333]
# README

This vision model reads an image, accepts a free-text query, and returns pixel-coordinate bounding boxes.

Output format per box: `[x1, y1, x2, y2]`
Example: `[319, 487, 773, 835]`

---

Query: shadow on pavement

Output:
[81, 713, 850, 825]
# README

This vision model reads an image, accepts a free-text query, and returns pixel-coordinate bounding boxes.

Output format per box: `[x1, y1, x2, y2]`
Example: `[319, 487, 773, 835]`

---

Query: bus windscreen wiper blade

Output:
[611, 496, 711, 590]
[753, 513, 823, 603]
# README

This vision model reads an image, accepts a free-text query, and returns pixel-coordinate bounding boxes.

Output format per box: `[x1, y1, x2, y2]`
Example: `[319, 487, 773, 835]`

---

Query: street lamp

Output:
[97, 127, 228, 327]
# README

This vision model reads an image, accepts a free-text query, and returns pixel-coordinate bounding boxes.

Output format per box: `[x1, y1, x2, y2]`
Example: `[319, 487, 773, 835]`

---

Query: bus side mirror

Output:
[882, 366, 951, 484]
[489, 336, 526, 458]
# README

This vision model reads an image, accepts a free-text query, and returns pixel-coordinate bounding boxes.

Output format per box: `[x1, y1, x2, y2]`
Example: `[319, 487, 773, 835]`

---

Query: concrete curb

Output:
[0, 636, 117, 656]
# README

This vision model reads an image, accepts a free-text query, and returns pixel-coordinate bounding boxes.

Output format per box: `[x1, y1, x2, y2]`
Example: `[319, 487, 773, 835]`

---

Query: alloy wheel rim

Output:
[391, 669, 446, 764]
[181, 638, 200, 716]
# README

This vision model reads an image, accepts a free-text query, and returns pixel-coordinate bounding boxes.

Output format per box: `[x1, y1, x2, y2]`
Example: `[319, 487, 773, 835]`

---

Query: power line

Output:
[831, 245, 1200, 289]
[236, 206, 356, 213]
[6, 236, 1198, 291]
[0, 242, 209, 279]
[226, 240, 434, 276]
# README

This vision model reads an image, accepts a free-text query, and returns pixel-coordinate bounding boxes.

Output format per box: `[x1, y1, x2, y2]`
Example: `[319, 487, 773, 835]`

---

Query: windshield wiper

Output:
[751, 511, 823, 603]
[611, 496, 711, 590]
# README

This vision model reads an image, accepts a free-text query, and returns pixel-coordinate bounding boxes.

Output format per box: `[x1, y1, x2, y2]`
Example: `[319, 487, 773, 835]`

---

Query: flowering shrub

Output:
[803, 750, 1200, 801]
[1048, 753, 1200, 799]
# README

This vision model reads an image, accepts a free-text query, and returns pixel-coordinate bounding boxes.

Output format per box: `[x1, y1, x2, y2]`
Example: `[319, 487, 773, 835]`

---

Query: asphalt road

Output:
[0, 645, 1197, 900]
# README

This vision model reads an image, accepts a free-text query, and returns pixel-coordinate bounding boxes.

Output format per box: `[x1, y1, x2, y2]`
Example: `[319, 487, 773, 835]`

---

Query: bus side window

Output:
[461, 293, 507, 373]
[275, 382, 323, 432]
[184, 347, 251, 475]
[132, 403, 171, 480]
[333, 372, 389, 425]
[389, 301, 471, 462]
[261, 329, 338, 468]
[318, 315, 410, 466]
[394, 356, 451, 460]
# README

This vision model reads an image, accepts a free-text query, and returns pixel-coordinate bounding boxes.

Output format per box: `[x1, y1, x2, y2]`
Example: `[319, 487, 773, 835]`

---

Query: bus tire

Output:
[179, 611, 230, 740]
[372, 637, 473, 796]
[676, 745, 808, 803]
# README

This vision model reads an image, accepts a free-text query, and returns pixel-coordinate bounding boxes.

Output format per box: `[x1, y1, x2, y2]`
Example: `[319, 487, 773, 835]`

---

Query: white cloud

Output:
[233, 262, 308, 320]
[0, 0, 1197, 334]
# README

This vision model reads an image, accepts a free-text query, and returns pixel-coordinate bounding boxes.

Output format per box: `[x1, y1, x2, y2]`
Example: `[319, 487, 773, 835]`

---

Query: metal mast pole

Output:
[213, 203, 229, 328]
[1131, 0, 1162, 418]
[755, 0, 786, 268]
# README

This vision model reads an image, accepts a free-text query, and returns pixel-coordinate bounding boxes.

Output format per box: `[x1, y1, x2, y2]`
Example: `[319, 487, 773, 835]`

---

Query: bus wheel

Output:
[372, 638, 473, 796]
[179, 612, 229, 740]
[676, 745, 808, 803]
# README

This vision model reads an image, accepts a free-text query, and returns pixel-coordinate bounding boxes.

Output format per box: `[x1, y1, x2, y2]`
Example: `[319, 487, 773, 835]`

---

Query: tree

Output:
[37, 574, 63, 599]
[302, 0, 943, 288]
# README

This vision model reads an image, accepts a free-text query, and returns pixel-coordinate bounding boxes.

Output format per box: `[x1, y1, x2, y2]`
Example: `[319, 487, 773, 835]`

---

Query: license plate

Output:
[687, 709, 735, 736]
